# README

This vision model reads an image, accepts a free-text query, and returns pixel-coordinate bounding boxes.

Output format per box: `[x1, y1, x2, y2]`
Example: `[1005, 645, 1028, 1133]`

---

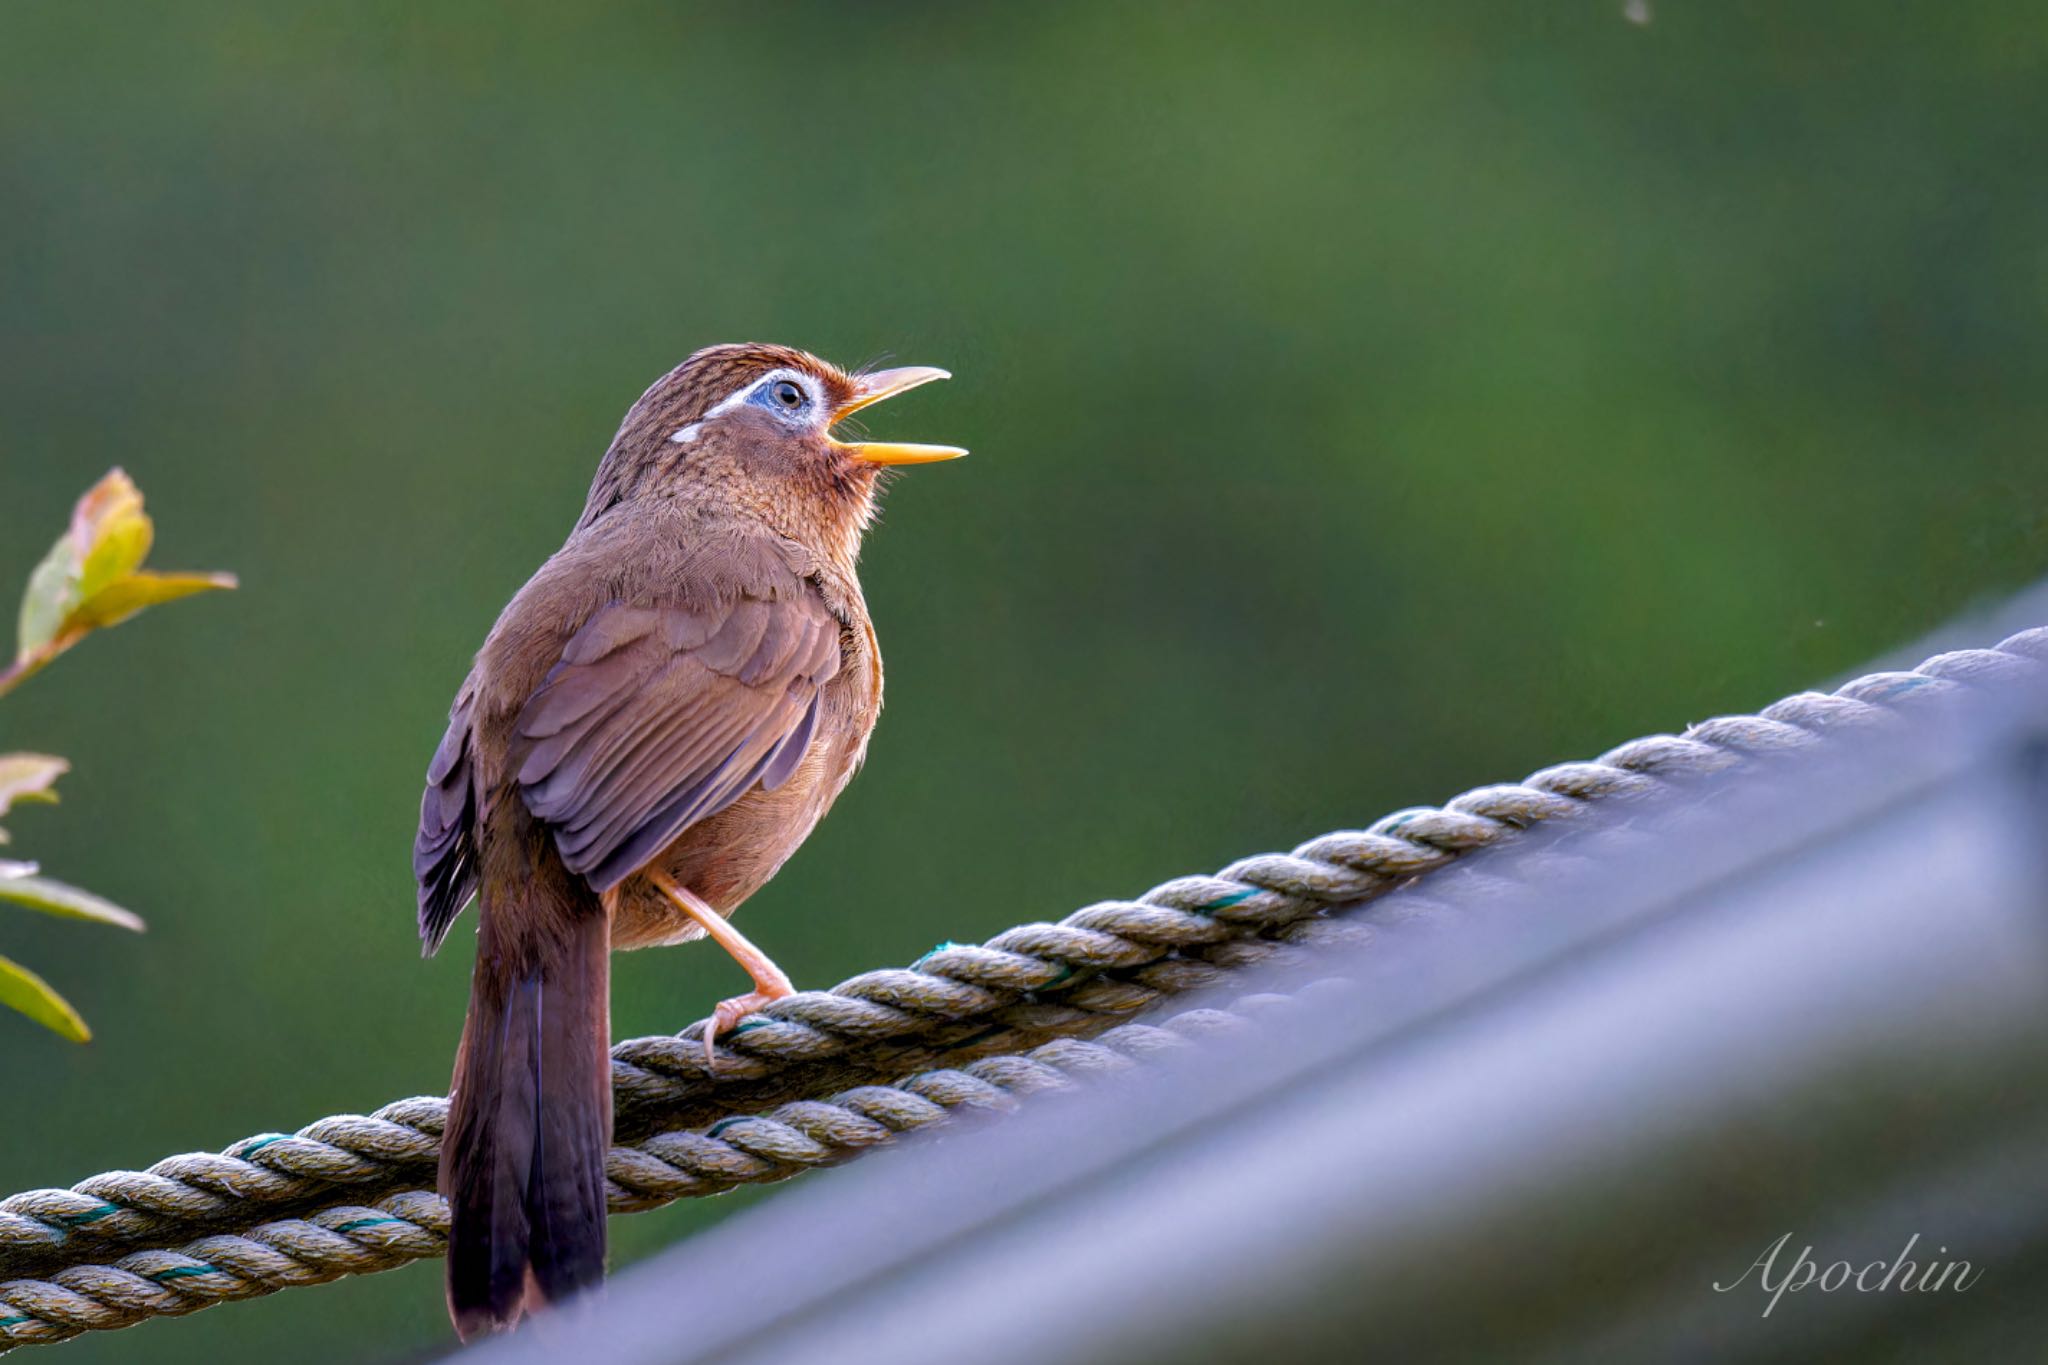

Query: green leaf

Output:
[67, 570, 238, 633]
[17, 468, 150, 659]
[0, 753, 68, 818]
[72, 470, 154, 601]
[17, 526, 80, 661]
[6, 469, 237, 696]
[0, 875, 145, 931]
[0, 952, 90, 1041]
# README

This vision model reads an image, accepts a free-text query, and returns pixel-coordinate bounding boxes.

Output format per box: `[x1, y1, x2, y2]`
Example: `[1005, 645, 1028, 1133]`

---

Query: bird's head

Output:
[581, 343, 963, 562]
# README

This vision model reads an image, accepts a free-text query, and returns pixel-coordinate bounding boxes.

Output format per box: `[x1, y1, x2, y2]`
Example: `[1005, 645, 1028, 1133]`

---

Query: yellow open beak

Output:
[831, 366, 967, 465]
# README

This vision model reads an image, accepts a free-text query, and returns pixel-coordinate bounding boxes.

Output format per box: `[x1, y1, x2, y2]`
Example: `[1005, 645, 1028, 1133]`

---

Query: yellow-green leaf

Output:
[7, 469, 236, 695]
[0, 875, 145, 931]
[0, 753, 68, 818]
[17, 524, 81, 661]
[0, 952, 90, 1041]
[67, 570, 238, 633]
[71, 469, 154, 601]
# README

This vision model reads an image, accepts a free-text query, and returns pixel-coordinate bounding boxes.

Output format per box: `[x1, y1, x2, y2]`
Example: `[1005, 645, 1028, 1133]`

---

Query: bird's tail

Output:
[442, 857, 611, 1340]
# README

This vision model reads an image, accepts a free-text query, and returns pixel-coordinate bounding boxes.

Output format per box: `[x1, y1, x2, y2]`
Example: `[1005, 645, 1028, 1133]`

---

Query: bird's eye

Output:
[744, 373, 814, 424]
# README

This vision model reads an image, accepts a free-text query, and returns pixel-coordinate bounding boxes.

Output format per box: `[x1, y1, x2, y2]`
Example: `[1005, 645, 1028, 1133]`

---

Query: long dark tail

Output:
[442, 854, 611, 1341]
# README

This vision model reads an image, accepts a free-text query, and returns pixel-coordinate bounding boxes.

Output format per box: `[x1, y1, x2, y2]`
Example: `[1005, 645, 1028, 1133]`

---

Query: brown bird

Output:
[413, 343, 962, 1338]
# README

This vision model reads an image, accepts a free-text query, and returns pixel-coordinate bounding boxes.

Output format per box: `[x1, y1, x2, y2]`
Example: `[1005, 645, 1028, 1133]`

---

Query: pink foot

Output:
[703, 986, 793, 1069]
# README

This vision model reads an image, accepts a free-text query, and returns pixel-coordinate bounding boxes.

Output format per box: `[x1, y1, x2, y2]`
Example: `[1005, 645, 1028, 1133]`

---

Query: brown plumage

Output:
[414, 343, 963, 1339]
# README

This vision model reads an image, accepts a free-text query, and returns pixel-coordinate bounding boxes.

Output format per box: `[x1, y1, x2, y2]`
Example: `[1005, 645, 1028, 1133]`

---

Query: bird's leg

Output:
[647, 870, 795, 1067]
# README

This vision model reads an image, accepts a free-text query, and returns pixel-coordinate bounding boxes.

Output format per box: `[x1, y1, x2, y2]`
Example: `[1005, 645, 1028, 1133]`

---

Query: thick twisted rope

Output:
[2, 627, 2042, 1350]
[0, 997, 1319, 1349]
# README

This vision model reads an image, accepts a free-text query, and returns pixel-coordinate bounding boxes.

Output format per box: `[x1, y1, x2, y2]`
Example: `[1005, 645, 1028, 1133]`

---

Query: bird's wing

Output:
[415, 687, 480, 954]
[509, 589, 842, 894]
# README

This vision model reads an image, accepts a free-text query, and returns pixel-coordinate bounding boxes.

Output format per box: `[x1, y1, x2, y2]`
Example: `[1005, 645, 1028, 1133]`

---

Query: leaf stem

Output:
[0, 647, 53, 703]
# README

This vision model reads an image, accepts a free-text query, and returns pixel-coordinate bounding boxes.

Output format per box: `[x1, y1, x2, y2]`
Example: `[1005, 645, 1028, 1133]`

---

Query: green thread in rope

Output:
[232, 1134, 290, 1158]
[55, 1204, 115, 1228]
[332, 1217, 405, 1234]
[914, 940, 969, 967]
[1200, 888, 1259, 913]
[0, 1316, 31, 1328]
[704, 1117, 744, 1139]
[148, 1266, 217, 1283]
[1861, 675, 1937, 700]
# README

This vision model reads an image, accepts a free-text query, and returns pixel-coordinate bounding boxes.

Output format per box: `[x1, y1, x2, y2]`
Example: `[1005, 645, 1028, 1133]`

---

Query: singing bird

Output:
[413, 343, 963, 1337]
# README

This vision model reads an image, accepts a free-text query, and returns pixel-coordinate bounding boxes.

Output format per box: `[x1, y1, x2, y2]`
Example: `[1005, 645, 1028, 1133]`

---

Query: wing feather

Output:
[511, 589, 842, 893]
[414, 690, 480, 953]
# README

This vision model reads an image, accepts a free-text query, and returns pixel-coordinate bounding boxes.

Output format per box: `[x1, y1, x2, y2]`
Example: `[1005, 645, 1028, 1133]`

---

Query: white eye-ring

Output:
[670, 368, 822, 445]
[742, 369, 820, 426]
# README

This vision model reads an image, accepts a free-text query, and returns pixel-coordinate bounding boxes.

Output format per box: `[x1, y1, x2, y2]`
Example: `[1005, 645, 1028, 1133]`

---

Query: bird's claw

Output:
[702, 989, 789, 1071]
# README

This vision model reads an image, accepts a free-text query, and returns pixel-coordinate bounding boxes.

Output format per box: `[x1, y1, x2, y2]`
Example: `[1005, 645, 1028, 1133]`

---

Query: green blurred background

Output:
[1, 2, 2043, 1360]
